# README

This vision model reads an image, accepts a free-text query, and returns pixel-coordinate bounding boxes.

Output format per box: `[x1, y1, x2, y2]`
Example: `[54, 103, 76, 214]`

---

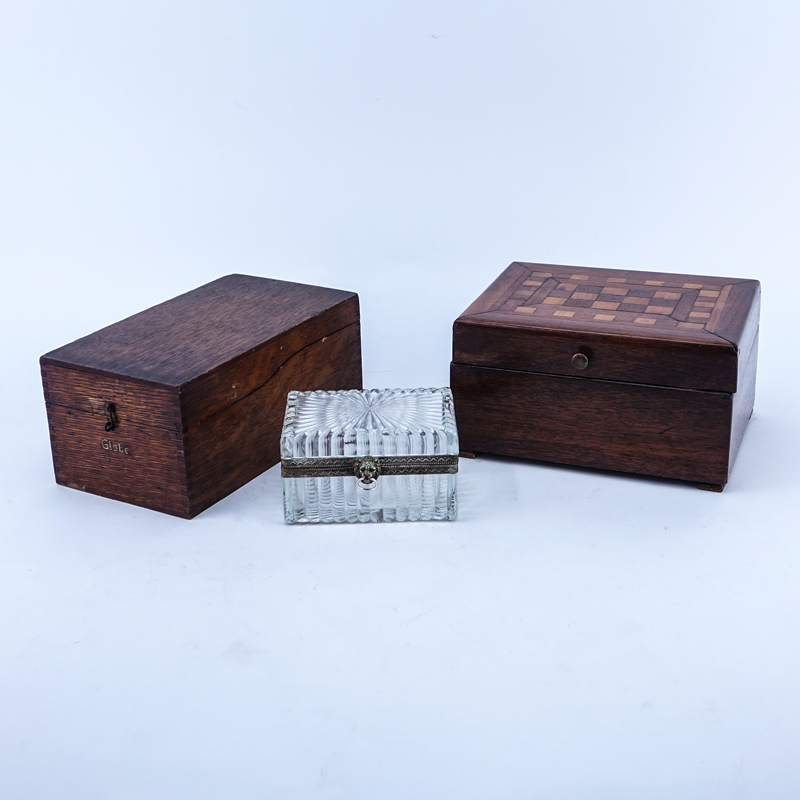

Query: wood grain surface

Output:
[42, 364, 182, 431]
[40, 274, 359, 387]
[451, 262, 761, 489]
[453, 322, 738, 392]
[184, 322, 362, 517]
[44, 402, 189, 517]
[450, 362, 733, 486]
[40, 275, 363, 517]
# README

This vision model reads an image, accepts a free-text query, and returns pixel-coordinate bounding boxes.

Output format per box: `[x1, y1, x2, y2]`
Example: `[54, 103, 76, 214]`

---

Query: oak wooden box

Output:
[41, 274, 362, 517]
[450, 262, 760, 491]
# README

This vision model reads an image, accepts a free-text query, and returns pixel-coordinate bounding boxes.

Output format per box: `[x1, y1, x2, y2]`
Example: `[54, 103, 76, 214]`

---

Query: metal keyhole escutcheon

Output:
[104, 402, 118, 431]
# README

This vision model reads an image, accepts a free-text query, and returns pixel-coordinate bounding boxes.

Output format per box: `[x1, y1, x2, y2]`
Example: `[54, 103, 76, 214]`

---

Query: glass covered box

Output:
[280, 388, 458, 523]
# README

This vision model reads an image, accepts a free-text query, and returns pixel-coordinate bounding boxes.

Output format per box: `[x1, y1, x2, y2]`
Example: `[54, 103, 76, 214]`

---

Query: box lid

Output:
[280, 387, 459, 459]
[453, 263, 760, 393]
[41, 274, 360, 428]
[280, 387, 459, 481]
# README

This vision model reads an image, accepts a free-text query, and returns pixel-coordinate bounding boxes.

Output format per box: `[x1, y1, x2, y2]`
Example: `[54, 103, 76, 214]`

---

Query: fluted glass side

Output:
[281, 388, 458, 523]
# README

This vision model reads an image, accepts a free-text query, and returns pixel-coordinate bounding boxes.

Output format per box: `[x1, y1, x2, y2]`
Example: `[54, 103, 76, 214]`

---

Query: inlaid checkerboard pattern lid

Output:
[454, 262, 760, 393]
[460, 262, 759, 346]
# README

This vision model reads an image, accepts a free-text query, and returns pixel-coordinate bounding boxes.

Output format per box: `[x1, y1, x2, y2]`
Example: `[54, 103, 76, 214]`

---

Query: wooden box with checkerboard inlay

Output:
[450, 262, 760, 491]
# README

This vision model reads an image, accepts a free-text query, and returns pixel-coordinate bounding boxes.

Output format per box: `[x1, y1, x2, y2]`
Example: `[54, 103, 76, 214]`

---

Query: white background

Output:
[1, 2, 799, 798]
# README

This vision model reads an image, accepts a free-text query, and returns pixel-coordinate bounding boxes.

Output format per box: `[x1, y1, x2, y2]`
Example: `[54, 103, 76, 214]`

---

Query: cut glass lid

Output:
[281, 388, 459, 459]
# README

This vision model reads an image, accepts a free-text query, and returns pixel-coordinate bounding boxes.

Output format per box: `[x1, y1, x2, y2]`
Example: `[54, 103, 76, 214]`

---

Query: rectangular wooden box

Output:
[450, 262, 760, 491]
[41, 274, 362, 517]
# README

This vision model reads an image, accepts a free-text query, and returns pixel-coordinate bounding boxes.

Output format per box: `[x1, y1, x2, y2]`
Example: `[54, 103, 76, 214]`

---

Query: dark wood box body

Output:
[450, 262, 760, 490]
[41, 275, 362, 517]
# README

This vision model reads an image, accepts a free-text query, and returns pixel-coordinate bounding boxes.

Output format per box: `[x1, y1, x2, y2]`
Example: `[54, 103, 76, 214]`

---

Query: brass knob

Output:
[572, 353, 589, 370]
